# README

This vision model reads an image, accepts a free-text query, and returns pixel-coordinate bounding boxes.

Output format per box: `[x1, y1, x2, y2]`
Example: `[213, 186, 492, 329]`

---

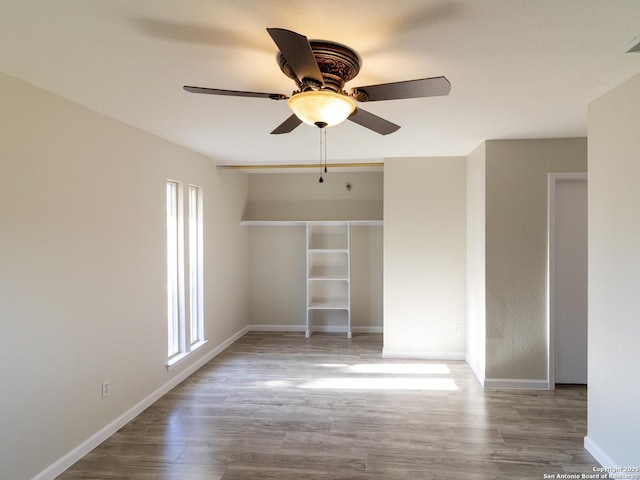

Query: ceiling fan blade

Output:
[348, 108, 400, 135]
[183, 86, 287, 100]
[266, 28, 325, 88]
[271, 114, 303, 134]
[350, 76, 451, 102]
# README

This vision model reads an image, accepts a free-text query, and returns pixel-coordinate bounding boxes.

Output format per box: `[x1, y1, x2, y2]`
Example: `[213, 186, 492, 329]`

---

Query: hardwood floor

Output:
[57, 332, 599, 479]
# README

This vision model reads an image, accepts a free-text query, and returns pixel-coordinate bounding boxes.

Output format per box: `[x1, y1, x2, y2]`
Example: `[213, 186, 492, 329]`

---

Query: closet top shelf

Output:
[240, 220, 383, 226]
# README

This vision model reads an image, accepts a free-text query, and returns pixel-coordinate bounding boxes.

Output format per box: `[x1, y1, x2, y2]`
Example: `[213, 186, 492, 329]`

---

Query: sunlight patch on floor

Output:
[347, 363, 451, 375]
[259, 380, 295, 388]
[300, 377, 458, 391]
[256, 363, 457, 391]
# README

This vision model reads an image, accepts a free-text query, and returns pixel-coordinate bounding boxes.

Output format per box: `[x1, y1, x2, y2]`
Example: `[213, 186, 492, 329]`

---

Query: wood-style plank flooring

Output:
[57, 332, 599, 479]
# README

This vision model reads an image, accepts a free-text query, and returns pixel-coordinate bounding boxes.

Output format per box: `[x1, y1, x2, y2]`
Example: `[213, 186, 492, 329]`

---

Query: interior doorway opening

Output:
[548, 173, 588, 387]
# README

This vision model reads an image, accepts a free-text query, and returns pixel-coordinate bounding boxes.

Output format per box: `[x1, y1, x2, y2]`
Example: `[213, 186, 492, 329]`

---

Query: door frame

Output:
[547, 172, 587, 389]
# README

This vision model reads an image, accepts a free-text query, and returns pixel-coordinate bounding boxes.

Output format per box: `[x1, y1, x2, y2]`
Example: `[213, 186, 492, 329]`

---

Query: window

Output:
[166, 181, 181, 358]
[188, 185, 203, 346]
[166, 181, 205, 366]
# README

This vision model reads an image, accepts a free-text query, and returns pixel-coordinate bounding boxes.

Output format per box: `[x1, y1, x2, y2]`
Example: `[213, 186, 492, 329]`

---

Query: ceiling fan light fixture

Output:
[287, 90, 355, 128]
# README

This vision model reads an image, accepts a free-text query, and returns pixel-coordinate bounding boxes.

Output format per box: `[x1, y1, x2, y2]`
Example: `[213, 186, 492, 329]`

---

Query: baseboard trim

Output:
[352, 326, 383, 334]
[584, 436, 618, 472]
[247, 324, 305, 332]
[31, 325, 250, 480]
[483, 378, 550, 390]
[382, 349, 466, 361]
[248, 324, 383, 334]
[465, 353, 485, 386]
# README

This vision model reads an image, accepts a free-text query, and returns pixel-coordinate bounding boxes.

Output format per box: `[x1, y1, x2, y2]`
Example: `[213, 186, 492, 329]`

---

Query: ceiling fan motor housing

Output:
[277, 40, 362, 94]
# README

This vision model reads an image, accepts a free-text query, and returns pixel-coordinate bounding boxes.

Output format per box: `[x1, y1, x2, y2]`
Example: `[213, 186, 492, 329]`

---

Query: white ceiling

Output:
[2, 1, 640, 167]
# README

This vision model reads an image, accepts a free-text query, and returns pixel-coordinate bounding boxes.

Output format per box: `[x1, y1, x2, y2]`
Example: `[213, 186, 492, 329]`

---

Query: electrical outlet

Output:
[101, 380, 111, 398]
[454, 324, 461, 335]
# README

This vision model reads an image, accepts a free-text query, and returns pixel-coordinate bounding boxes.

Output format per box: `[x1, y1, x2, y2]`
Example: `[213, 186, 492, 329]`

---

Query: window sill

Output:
[166, 340, 208, 370]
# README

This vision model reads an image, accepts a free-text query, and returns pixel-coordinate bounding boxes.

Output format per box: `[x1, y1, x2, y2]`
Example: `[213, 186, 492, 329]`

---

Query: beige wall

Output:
[350, 224, 384, 330]
[0, 72, 249, 480]
[586, 73, 640, 466]
[249, 224, 307, 327]
[244, 171, 383, 221]
[246, 172, 383, 331]
[484, 139, 587, 382]
[383, 156, 467, 357]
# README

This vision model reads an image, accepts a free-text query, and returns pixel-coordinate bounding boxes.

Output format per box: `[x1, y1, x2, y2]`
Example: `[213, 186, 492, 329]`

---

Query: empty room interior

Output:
[1, 1, 640, 479]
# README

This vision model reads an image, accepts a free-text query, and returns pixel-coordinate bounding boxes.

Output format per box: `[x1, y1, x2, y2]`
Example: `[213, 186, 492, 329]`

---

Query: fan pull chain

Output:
[324, 127, 328, 174]
[318, 127, 325, 183]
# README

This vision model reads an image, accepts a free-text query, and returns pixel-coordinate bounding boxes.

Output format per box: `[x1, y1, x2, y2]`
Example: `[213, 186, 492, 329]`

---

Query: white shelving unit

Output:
[306, 222, 351, 338]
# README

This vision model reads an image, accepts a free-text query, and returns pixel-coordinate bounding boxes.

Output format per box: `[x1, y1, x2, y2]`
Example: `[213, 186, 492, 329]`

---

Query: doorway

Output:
[548, 173, 588, 386]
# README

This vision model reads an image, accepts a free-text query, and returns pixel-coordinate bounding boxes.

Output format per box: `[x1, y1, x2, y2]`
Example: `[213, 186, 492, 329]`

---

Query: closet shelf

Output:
[241, 220, 382, 226]
[306, 222, 352, 338]
[309, 275, 349, 281]
[308, 301, 350, 310]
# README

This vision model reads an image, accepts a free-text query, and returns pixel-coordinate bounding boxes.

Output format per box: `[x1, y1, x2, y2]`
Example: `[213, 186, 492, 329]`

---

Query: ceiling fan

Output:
[183, 28, 451, 135]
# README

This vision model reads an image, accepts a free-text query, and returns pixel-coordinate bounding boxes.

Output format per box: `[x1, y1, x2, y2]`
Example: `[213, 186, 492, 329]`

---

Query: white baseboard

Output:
[32, 325, 250, 480]
[247, 324, 305, 332]
[483, 378, 550, 390]
[352, 326, 383, 334]
[465, 353, 485, 386]
[309, 325, 383, 334]
[248, 324, 383, 334]
[382, 349, 466, 361]
[584, 436, 619, 473]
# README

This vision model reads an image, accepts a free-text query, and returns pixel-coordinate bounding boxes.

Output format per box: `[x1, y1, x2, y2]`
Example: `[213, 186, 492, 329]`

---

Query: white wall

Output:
[586, 72, 640, 467]
[466, 143, 486, 382]
[483, 139, 587, 384]
[0, 72, 249, 480]
[383, 156, 467, 358]
[246, 172, 383, 331]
